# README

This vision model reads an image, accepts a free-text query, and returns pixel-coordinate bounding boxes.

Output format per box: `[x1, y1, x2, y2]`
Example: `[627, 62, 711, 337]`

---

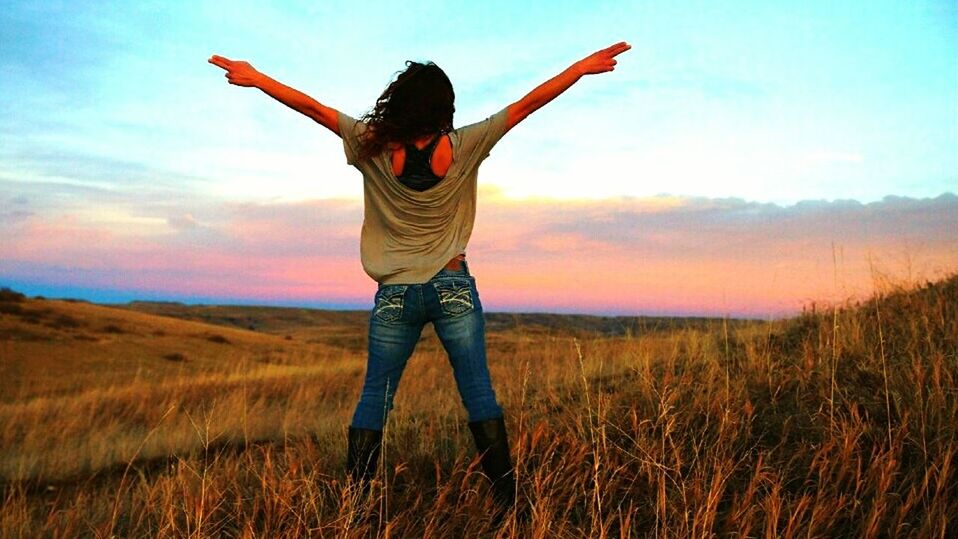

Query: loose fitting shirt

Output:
[338, 106, 509, 284]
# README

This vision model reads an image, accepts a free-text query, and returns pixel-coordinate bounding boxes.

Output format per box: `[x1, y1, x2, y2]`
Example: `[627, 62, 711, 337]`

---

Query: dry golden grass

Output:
[0, 274, 955, 537]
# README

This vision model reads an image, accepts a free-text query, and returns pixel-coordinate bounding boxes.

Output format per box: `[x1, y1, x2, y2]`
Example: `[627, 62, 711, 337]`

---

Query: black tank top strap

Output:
[403, 133, 442, 155]
[396, 132, 446, 191]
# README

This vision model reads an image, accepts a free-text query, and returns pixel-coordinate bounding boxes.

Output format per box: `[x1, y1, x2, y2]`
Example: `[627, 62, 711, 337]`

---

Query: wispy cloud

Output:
[2, 181, 954, 316]
[1, 1, 955, 315]
[2, 1, 955, 204]
[804, 150, 864, 164]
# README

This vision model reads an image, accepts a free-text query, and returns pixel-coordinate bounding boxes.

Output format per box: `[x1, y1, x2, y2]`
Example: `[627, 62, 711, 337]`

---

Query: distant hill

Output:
[115, 300, 744, 339]
[0, 286, 743, 404]
[0, 288, 336, 403]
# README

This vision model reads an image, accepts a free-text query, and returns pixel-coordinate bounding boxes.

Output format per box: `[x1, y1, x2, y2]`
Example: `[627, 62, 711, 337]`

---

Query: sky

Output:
[1, 0, 956, 317]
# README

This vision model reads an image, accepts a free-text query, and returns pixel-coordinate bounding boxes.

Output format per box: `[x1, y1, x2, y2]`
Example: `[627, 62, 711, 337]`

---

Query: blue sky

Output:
[1, 1, 956, 314]
[2, 0, 955, 204]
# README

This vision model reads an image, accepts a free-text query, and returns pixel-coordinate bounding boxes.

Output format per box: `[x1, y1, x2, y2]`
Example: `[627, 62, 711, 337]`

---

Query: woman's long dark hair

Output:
[356, 61, 455, 162]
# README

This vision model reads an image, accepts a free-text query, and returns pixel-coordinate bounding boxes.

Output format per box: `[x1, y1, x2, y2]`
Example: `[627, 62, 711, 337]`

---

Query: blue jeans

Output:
[350, 260, 504, 431]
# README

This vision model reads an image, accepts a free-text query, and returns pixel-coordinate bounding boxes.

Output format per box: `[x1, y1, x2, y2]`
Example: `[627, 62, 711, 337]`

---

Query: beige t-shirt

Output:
[338, 106, 510, 284]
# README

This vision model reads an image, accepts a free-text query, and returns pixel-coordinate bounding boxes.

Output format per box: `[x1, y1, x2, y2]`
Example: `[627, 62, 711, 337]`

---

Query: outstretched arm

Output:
[208, 54, 340, 136]
[505, 41, 631, 133]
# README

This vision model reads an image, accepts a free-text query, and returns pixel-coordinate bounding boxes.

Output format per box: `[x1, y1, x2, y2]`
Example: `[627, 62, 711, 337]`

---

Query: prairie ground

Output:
[0, 275, 954, 537]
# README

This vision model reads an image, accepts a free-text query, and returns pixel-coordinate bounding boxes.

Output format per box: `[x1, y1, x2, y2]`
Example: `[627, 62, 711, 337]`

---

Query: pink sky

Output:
[2, 2, 956, 319]
[2, 188, 955, 317]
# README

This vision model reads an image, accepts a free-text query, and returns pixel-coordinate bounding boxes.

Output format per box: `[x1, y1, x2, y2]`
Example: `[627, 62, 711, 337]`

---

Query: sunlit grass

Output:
[0, 273, 955, 537]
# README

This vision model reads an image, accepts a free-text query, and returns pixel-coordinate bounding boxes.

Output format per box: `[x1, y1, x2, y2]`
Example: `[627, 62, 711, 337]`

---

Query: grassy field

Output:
[0, 275, 954, 537]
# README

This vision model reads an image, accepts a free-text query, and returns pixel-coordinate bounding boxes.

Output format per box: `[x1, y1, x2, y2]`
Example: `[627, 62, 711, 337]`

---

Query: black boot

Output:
[468, 416, 517, 523]
[346, 426, 383, 499]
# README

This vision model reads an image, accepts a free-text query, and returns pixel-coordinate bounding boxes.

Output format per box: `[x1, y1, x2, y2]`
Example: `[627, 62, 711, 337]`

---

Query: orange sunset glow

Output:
[3, 188, 955, 317]
[2, 1, 956, 317]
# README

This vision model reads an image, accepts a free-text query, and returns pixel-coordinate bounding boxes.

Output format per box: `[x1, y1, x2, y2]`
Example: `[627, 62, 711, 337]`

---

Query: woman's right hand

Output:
[208, 54, 264, 87]
[573, 42, 631, 76]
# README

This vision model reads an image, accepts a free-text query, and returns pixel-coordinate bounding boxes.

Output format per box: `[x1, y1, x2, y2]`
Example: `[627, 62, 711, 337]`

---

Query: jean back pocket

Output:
[433, 278, 475, 317]
[373, 284, 408, 323]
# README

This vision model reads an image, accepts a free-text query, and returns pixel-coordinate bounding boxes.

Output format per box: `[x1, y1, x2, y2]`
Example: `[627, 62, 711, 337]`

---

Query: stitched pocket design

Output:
[373, 285, 407, 323]
[433, 278, 474, 316]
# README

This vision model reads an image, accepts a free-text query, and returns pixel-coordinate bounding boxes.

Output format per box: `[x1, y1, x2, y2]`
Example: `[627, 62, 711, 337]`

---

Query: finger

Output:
[610, 43, 631, 56]
[211, 55, 234, 67]
[601, 41, 627, 52]
[209, 57, 230, 70]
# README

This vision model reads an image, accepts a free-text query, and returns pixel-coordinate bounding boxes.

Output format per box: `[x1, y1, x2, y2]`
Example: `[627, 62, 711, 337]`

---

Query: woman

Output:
[208, 41, 630, 521]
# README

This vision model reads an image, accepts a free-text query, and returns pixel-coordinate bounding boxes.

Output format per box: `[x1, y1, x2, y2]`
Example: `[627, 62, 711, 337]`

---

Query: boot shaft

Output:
[347, 426, 383, 484]
[468, 416, 516, 509]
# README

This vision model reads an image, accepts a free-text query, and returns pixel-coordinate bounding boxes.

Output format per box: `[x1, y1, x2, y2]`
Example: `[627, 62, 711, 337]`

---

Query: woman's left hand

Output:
[573, 42, 631, 76]
[208, 54, 263, 87]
